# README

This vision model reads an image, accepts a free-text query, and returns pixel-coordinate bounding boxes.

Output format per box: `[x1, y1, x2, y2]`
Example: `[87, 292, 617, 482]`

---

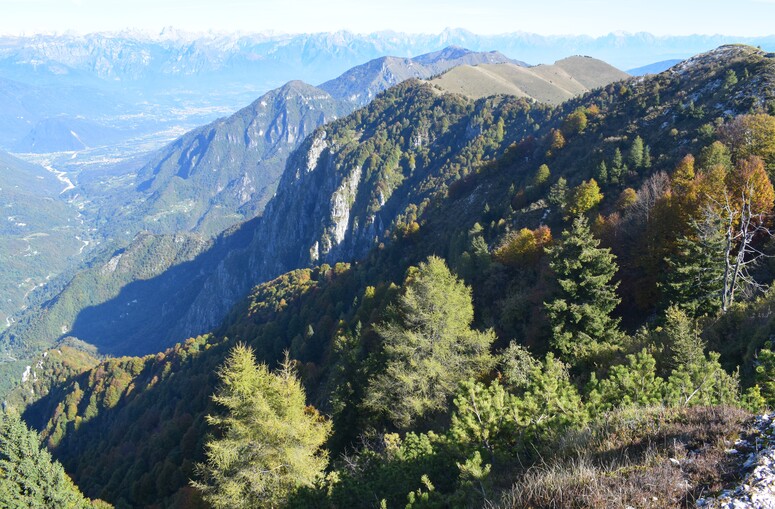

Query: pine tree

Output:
[587, 349, 664, 412]
[610, 148, 624, 182]
[193, 344, 331, 509]
[517, 354, 587, 439]
[545, 216, 622, 364]
[661, 307, 739, 407]
[450, 380, 519, 458]
[642, 144, 652, 169]
[363, 256, 495, 428]
[755, 343, 775, 406]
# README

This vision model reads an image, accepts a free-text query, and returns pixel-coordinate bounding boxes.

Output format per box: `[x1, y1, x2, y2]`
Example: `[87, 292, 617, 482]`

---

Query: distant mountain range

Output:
[1, 30, 773, 151]
[92, 47, 519, 238]
[0, 46, 630, 359]
[627, 59, 683, 76]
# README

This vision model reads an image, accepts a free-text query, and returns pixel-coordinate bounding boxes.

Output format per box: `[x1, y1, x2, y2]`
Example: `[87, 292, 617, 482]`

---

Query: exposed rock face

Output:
[121, 81, 344, 237]
[104, 47, 516, 240]
[697, 413, 775, 509]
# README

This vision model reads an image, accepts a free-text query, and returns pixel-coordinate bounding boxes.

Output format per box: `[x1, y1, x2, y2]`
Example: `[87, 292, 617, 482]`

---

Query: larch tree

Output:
[192, 344, 331, 509]
[629, 135, 645, 169]
[363, 256, 495, 429]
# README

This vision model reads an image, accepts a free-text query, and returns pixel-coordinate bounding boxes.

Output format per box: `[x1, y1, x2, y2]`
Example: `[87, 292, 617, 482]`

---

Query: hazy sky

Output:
[1, 0, 773, 37]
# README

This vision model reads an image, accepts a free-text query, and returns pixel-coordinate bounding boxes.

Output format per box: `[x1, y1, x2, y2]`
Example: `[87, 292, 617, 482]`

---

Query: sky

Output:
[0, 0, 773, 37]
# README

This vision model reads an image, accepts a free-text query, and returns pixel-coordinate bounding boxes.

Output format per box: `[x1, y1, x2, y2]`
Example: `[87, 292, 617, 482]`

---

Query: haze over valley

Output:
[2, 2, 775, 507]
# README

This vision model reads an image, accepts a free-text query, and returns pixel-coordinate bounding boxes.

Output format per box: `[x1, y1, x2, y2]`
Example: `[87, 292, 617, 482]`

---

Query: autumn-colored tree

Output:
[549, 129, 566, 152]
[494, 226, 552, 267]
[719, 114, 775, 171]
[671, 154, 698, 217]
[566, 179, 603, 217]
[718, 156, 775, 310]
[561, 109, 588, 137]
[616, 188, 638, 212]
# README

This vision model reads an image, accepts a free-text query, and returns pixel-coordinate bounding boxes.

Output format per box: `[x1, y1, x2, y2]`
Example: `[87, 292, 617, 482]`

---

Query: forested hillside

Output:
[0, 47, 535, 363]
[15, 44, 775, 508]
[0, 79, 550, 360]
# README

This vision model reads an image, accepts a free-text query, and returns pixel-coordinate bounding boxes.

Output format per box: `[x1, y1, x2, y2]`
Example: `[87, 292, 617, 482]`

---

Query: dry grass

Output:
[490, 405, 750, 509]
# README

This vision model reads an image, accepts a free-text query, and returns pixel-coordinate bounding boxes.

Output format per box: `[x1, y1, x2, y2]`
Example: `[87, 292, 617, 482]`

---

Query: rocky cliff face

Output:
[100, 47, 518, 240]
[111, 80, 344, 237]
[170, 82, 542, 343]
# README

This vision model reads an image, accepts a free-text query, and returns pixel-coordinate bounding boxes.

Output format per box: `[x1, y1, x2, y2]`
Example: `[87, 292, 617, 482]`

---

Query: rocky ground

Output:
[697, 413, 775, 508]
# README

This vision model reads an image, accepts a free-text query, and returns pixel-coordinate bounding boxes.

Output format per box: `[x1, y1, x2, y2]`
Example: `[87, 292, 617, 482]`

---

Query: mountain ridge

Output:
[15, 44, 775, 508]
[427, 56, 629, 104]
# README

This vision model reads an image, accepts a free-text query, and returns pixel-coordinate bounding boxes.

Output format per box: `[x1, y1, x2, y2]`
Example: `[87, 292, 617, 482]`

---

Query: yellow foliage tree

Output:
[494, 226, 552, 267]
[566, 179, 603, 217]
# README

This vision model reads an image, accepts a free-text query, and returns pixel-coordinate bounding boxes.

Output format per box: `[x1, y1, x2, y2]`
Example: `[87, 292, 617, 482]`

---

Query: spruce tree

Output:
[594, 160, 608, 184]
[0, 411, 103, 508]
[610, 148, 624, 182]
[642, 144, 652, 168]
[193, 344, 331, 509]
[547, 177, 569, 211]
[661, 224, 724, 316]
[545, 216, 622, 364]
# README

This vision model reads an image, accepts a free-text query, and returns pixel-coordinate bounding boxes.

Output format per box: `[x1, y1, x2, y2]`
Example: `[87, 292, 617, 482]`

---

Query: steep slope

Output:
[627, 58, 683, 76]
[13, 117, 128, 153]
[94, 47, 516, 239]
[319, 46, 518, 107]
[0, 47, 530, 359]
[20, 45, 775, 508]
[0, 81, 547, 358]
[0, 151, 86, 334]
[108, 81, 344, 237]
[116, 82, 548, 352]
[427, 56, 629, 104]
[6, 45, 765, 363]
